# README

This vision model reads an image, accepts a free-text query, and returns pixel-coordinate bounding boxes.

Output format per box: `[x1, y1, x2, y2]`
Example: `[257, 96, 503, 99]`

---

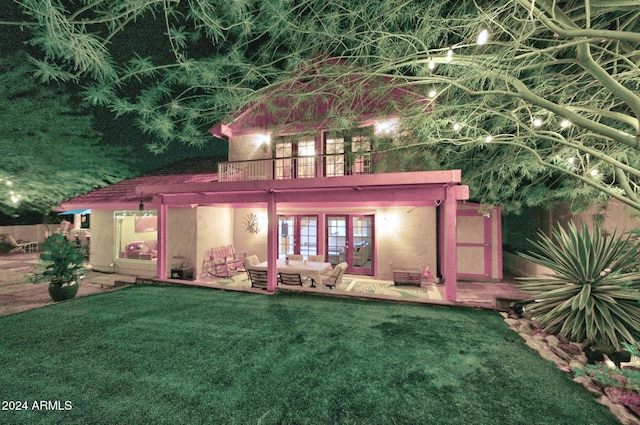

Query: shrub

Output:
[517, 221, 640, 348]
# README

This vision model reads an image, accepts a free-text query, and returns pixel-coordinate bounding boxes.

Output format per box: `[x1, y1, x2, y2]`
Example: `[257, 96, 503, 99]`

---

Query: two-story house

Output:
[58, 62, 503, 301]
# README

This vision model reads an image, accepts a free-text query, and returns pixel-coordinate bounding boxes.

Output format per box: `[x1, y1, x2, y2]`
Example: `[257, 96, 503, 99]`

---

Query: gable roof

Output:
[210, 59, 429, 138]
[59, 157, 223, 210]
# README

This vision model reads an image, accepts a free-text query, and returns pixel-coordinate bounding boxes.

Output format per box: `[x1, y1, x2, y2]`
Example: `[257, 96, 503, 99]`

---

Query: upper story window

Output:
[274, 135, 317, 179]
[324, 127, 373, 177]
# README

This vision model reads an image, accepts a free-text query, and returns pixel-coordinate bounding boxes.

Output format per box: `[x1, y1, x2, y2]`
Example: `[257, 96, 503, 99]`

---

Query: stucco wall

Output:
[89, 210, 115, 272]
[228, 206, 437, 280]
[167, 207, 198, 274]
[194, 206, 234, 277]
[571, 199, 640, 235]
[0, 224, 46, 244]
[232, 208, 268, 263]
[376, 206, 437, 280]
[228, 134, 271, 162]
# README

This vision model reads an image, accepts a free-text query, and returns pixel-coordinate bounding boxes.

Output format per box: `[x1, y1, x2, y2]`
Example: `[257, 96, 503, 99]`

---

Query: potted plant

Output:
[33, 233, 85, 302]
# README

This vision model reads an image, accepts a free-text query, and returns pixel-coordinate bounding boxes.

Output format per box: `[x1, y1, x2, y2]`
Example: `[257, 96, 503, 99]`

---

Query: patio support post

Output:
[266, 192, 278, 292]
[157, 202, 168, 279]
[442, 185, 457, 301]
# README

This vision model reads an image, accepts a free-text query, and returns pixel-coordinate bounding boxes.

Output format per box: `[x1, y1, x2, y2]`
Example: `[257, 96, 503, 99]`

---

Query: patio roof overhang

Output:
[136, 170, 467, 208]
[131, 170, 467, 302]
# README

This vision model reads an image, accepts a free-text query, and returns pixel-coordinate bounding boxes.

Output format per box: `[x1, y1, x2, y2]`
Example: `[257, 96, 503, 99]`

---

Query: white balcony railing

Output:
[218, 154, 371, 182]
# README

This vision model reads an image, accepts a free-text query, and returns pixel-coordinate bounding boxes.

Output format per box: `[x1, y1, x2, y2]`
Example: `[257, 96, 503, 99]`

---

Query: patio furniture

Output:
[278, 271, 305, 286]
[287, 254, 303, 260]
[393, 270, 422, 286]
[243, 255, 260, 278]
[226, 244, 247, 264]
[308, 254, 325, 262]
[6, 235, 38, 253]
[124, 240, 157, 260]
[208, 245, 244, 278]
[353, 241, 370, 267]
[321, 262, 348, 289]
[247, 269, 268, 290]
[254, 259, 333, 288]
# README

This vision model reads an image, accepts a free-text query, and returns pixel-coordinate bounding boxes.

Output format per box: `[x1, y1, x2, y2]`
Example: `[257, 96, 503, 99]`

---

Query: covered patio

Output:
[137, 170, 469, 301]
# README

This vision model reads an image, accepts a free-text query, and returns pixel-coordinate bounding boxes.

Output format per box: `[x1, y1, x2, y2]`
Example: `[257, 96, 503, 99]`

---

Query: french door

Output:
[278, 215, 319, 259]
[326, 214, 374, 275]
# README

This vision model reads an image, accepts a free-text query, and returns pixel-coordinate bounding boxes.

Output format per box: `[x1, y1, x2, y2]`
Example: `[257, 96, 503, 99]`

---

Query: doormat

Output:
[344, 280, 443, 301]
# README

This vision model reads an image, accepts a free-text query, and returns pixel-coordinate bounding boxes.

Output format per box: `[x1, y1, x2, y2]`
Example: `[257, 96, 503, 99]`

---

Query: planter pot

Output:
[48, 280, 80, 302]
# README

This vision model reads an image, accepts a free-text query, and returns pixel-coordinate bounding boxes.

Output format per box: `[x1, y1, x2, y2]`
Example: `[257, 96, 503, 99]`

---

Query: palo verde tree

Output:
[12, 0, 640, 214]
[0, 51, 136, 219]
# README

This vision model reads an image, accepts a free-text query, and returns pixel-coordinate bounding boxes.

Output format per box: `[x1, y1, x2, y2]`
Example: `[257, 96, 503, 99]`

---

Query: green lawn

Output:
[0, 286, 619, 425]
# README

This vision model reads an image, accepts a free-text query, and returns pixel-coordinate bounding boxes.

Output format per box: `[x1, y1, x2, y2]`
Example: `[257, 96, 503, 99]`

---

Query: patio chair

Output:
[308, 254, 325, 262]
[6, 235, 38, 254]
[287, 254, 303, 261]
[320, 262, 348, 289]
[247, 268, 268, 290]
[243, 255, 260, 279]
[353, 241, 370, 267]
[278, 271, 305, 286]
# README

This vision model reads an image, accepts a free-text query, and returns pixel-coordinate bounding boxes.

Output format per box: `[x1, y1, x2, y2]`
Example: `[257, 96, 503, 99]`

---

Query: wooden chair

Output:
[287, 254, 303, 261]
[247, 269, 268, 290]
[307, 254, 325, 262]
[200, 248, 216, 279]
[321, 262, 347, 289]
[226, 245, 246, 268]
[278, 271, 305, 286]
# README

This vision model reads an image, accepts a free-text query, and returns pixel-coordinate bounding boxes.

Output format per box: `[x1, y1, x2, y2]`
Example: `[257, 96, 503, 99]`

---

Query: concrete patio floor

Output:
[0, 252, 528, 316]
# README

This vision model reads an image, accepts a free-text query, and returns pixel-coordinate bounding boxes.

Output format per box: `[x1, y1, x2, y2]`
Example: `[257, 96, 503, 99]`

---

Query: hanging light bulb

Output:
[446, 48, 453, 62]
[477, 29, 490, 45]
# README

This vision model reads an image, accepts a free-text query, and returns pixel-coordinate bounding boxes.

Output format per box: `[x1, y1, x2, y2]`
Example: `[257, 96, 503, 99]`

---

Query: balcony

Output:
[218, 153, 371, 182]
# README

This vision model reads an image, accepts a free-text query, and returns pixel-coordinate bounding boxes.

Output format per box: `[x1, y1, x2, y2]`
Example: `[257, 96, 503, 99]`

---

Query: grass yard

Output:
[0, 285, 619, 425]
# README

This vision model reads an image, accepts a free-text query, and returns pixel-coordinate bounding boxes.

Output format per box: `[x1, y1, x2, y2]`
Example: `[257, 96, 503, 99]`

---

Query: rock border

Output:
[502, 311, 640, 425]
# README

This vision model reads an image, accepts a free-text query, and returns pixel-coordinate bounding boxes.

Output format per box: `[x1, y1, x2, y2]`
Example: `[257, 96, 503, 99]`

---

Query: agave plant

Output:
[517, 221, 640, 348]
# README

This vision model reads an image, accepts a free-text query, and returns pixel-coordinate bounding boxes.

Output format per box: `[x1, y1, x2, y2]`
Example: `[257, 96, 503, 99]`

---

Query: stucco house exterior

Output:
[58, 63, 506, 301]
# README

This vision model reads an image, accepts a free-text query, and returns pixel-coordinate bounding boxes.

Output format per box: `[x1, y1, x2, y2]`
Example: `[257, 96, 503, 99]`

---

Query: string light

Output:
[446, 48, 453, 62]
[1, 177, 21, 205]
[428, 89, 437, 98]
[428, 59, 435, 70]
[532, 118, 543, 127]
[485, 135, 493, 143]
[477, 29, 490, 45]
[590, 169, 599, 177]
[560, 119, 571, 129]
[453, 122, 461, 131]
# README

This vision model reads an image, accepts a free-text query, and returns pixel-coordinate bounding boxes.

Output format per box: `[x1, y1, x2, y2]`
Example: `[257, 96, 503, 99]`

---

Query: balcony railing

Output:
[218, 154, 371, 182]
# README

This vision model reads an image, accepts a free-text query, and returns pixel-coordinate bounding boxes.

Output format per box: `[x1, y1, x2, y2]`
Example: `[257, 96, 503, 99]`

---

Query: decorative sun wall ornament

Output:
[244, 212, 260, 234]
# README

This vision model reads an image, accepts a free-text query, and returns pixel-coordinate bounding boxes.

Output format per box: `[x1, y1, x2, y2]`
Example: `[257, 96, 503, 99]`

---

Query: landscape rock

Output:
[504, 314, 640, 424]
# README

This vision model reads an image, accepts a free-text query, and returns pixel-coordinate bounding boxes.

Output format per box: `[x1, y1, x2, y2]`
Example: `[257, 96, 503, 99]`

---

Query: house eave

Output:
[136, 170, 463, 196]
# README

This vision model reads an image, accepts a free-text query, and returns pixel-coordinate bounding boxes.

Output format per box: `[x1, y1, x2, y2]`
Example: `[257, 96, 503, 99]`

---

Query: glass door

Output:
[278, 215, 318, 259]
[326, 214, 374, 275]
[351, 215, 373, 273]
[326, 215, 347, 266]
